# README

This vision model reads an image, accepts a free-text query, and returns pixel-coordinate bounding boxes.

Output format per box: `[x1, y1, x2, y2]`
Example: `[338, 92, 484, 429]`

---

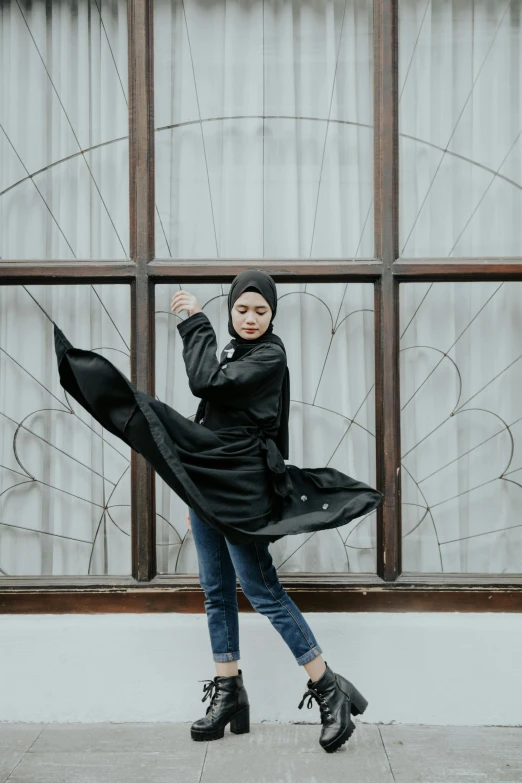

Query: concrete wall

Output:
[1, 612, 521, 725]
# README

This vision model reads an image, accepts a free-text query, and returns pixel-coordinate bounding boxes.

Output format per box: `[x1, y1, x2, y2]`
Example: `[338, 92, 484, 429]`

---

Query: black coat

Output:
[54, 312, 382, 545]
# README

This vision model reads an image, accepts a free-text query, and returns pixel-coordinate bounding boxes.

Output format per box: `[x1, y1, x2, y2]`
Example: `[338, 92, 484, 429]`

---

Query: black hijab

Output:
[227, 269, 278, 339]
[196, 269, 290, 459]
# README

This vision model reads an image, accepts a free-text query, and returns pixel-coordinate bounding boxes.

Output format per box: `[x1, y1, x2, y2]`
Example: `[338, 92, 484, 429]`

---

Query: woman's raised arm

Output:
[176, 311, 286, 408]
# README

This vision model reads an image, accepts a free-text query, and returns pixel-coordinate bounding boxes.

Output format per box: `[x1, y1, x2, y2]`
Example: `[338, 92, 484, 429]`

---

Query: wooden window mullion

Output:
[129, 0, 156, 581]
[374, 0, 400, 582]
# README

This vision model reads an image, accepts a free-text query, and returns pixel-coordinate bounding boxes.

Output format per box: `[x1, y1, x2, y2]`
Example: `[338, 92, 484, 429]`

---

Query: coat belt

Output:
[255, 429, 293, 499]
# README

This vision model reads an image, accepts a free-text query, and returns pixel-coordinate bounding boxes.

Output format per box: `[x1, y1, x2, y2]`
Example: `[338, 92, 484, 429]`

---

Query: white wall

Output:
[1, 613, 521, 725]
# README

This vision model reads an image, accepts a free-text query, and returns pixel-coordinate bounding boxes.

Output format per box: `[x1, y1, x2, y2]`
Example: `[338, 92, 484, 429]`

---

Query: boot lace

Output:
[298, 687, 333, 724]
[198, 679, 221, 716]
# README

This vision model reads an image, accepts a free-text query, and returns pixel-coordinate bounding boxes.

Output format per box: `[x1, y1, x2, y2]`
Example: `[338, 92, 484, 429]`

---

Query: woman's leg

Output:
[189, 508, 240, 676]
[303, 653, 328, 683]
[225, 537, 324, 672]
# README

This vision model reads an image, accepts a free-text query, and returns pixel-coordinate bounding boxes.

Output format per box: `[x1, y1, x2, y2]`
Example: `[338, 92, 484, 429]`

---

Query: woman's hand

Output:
[186, 508, 192, 531]
[171, 290, 202, 318]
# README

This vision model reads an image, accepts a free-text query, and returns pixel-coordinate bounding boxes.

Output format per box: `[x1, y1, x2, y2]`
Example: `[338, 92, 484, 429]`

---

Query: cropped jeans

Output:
[189, 508, 323, 666]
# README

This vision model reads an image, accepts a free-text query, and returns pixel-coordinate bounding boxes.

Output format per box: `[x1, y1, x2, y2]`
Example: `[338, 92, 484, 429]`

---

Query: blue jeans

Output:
[189, 508, 323, 666]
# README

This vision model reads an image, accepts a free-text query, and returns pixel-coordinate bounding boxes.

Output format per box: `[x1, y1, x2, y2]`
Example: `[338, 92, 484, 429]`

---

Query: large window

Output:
[1, 0, 521, 613]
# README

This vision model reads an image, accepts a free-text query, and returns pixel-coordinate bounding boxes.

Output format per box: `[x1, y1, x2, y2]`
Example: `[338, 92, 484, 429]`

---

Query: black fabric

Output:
[53, 309, 383, 546]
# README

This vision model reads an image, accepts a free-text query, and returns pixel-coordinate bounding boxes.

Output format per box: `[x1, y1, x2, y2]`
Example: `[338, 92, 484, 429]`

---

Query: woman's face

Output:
[231, 291, 273, 340]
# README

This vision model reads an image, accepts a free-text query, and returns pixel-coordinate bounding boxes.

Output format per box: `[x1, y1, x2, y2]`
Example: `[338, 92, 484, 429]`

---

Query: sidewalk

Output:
[1, 721, 521, 782]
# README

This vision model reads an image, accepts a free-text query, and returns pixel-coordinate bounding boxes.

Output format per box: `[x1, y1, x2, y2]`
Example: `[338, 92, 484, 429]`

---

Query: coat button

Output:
[301, 495, 307, 501]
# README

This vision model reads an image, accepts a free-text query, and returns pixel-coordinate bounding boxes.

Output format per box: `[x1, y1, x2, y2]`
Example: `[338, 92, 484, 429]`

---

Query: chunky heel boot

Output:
[230, 705, 250, 734]
[190, 670, 250, 742]
[298, 661, 368, 753]
[345, 682, 368, 716]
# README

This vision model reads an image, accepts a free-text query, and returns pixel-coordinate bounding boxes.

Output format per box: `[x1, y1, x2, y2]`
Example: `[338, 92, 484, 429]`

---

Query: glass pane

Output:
[0, 285, 131, 576]
[154, 0, 373, 259]
[155, 282, 377, 574]
[400, 282, 522, 574]
[0, 0, 129, 260]
[399, 0, 522, 257]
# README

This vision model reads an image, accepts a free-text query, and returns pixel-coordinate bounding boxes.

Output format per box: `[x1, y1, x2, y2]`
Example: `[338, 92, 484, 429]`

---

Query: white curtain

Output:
[155, 282, 377, 574]
[154, 0, 374, 259]
[400, 281, 522, 574]
[0, 285, 131, 576]
[399, 0, 522, 573]
[400, 0, 522, 257]
[0, 0, 130, 576]
[0, 0, 128, 260]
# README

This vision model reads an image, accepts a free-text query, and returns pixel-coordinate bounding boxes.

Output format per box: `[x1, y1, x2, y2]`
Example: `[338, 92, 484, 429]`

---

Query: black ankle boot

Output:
[190, 670, 250, 742]
[298, 661, 368, 753]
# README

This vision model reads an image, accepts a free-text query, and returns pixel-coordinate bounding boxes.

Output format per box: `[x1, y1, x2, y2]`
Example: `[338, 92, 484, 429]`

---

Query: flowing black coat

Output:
[54, 312, 382, 545]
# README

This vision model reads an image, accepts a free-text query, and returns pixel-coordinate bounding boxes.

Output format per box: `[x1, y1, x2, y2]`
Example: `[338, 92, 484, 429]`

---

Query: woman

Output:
[53, 269, 382, 753]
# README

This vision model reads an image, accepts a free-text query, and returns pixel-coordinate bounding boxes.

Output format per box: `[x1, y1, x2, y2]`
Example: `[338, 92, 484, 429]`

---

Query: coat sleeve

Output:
[177, 311, 286, 407]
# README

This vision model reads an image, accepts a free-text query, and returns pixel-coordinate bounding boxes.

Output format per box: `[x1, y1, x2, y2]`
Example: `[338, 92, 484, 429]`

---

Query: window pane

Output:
[400, 282, 522, 574]
[155, 282, 377, 574]
[399, 0, 522, 257]
[0, 0, 129, 260]
[0, 285, 131, 576]
[154, 0, 373, 259]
